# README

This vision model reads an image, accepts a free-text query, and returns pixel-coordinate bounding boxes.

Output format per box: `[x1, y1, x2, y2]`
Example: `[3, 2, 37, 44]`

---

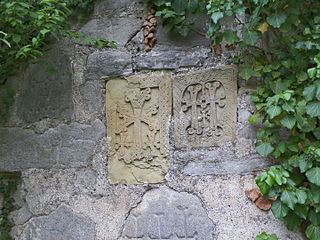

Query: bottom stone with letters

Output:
[121, 186, 215, 239]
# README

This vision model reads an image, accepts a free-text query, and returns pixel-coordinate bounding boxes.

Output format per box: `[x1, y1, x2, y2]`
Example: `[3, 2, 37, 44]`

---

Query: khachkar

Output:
[173, 67, 237, 148]
[106, 72, 171, 184]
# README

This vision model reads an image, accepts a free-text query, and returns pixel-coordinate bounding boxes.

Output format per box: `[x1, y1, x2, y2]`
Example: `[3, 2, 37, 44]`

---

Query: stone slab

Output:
[106, 72, 171, 184]
[85, 50, 132, 81]
[173, 67, 237, 148]
[16, 48, 73, 123]
[20, 205, 96, 240]
[121, 186, 216, 239]
[0, 120, 105, 171]
[136, 46, 210, 70]
[80, 17, 142, 48]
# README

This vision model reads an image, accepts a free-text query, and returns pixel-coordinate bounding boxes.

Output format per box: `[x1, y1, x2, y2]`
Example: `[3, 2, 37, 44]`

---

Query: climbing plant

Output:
[0, 0, 115, 124]
[146, 0, 320, 239]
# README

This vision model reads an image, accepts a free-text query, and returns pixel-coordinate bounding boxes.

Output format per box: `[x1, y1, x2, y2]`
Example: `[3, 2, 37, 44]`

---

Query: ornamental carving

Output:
[106, 73, 171, 184]
[173, 67, 237, 148]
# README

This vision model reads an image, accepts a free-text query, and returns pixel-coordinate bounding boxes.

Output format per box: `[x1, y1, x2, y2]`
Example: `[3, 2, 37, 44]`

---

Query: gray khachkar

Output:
[173, 66, 237, 148]
[106, 72, 171, 184]
[121, 187, 215, 239]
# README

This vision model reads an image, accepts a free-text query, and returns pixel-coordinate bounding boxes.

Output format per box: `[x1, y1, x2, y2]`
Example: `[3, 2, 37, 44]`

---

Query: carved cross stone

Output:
[173, 67, 237, 148]
[106, 73, 171, 184]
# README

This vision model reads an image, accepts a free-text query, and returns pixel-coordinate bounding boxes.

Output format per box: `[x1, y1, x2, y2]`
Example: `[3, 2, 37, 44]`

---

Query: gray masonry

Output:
[0, 0, 304, 239]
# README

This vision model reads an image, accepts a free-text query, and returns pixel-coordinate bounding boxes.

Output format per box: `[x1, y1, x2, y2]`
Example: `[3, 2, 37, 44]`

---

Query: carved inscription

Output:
[106, 73, 171, 184]
[173, 67, 237, 148]
[121, 187, 215, 240]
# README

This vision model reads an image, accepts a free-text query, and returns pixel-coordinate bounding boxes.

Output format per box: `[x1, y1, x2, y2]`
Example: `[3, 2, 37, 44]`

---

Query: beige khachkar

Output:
[173, 67, 237, 148]
[106, 72, 171, 184]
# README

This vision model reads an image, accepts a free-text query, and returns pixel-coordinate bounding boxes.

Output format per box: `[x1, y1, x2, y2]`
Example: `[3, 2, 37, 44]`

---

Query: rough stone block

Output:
[16, 48, 73, 123]
[106, 72, 171, 184]
[80, 17, 142, 48]
[173, 67, 237, 148]
[94, 0, 145, 17]
[20, 205, 96, 240]
[0, 120, 105, 171]
[121, 186, 215, 239]
[136, 46, 210, 70]
[85, 50, 132, 81]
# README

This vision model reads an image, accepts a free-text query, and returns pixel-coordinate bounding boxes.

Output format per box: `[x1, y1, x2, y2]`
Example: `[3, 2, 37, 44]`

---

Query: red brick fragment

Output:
[245, 189, 260, 202]
[255, 196, 273, 211]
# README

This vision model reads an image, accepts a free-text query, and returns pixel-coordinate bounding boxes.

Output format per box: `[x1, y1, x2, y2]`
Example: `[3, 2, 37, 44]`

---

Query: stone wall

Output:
[0, 0, 303, 239]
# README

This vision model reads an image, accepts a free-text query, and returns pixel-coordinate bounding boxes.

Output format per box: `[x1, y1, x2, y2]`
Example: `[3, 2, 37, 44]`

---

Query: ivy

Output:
[147, 0, 320, 239]
[0, 0, 115, 124]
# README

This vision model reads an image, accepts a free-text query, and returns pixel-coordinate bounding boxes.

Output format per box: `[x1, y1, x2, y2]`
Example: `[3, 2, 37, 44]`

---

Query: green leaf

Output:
[12, 35, 21, 44]
[295, 189, 308, 204]
[303, 85, 316, 101]
[223, 30, 238, 44]
[306, 225, 320, 240]
[313, 128, 320, 140]
[256, 142, 274, 156]
[299, 158, 313, 173]
[282, 211, 303, 231]
[271, 199, 289, 218]
[280, 115, 296, 129]
[211, 12, 223, 24]
[243, 29, 260, 45]
[306, 168, 320, 186]
[248, 113, 260, 124]
[309, 210, 320, 225]
[295, 204, 309, 219]
[172, 0, 185, 14]
[239, 65, 255, 80]
[267, 13, 287, 28]
[281, 190, 297, 210]
[266, 105, 282, 119]
[306, 102, 320, 117]
[308, 68, 317, 78]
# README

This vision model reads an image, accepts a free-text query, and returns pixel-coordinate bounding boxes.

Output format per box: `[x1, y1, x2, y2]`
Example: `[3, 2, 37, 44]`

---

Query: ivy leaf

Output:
[239, 65, 255, 80]
[172, 0, 185, 14]
[243, 29, 259, 45]
[211, 12, 223, 24]
[295, 204, 309, 219]
[306, 225, 320, 240]
[223, 30, 238, 44]
[306, 102, 320, 117]
[309, 210, 320, 225]
[280, 190, 297, 210]
[303, 85, 316, 101]
[267, 13, 287, 28]
[282, 211, 303, 231]
[280, 115, 296, 129]
[306, 168, 320, 186]
[295, 189, 308, 204]
[266, 105, 282, 119]
[313, 128, 320, 140]
[256, 142, 274, 156]
[271, 199, 289, 218]
[248, 113, 260, 124]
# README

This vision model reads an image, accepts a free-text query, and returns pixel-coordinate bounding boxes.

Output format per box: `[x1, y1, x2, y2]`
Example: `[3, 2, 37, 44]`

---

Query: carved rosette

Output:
[173, 67, 237, 148]
[106, 73, 171, 184]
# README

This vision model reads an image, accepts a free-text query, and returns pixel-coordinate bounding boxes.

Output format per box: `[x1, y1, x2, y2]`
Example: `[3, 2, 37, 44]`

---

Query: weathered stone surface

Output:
[0, 120, 105, 171]
[85, 50, 132, 81]
[16, 48, 73, 123]
[174, 144, 273, 176]
[20, 205, 96, 240]
[10, 206, 32, 225]
[167, 174, 304, 240]
[94, 0, 145, 17]
[78, 81, 104, 117]
[80, 17, 142, 48]
[106, 72, 171, 184]
[121, 186, 215, 239]
[173, 67, 237, 148]
[136, 46, 210, 70]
